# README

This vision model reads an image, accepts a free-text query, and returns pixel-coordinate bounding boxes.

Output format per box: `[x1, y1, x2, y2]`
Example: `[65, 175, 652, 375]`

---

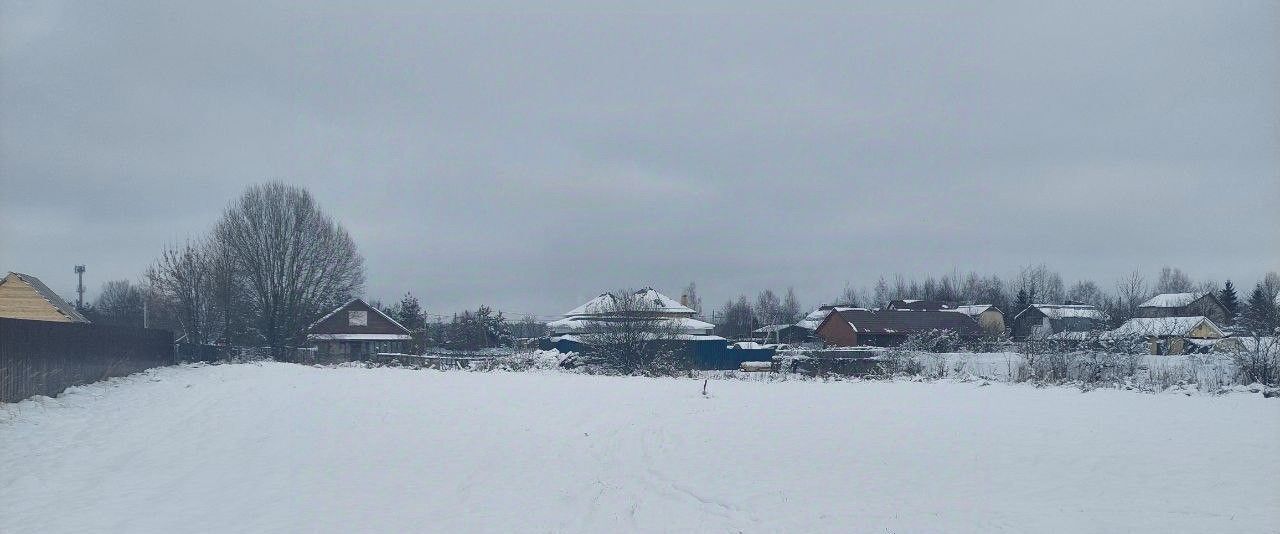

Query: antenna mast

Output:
[74, 265, 86, 310]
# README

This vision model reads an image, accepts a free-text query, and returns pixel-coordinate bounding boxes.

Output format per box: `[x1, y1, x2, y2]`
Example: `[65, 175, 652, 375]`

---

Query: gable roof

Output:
[1014, 304, 1107, 322]
[827, 308, 984, 336]
[1, 272, 90, 323]
[563, 287, 695, 317]
[1138, 292, 1204, 309]
[951, 304, 999, 318]
[1109, 316, 1223, 338]
[307, 298, 410, 335]
[796, 306, 863, 331]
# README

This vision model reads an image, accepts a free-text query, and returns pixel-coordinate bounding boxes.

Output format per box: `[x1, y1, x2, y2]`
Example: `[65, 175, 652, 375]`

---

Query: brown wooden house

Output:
[306, 299, 411, 359]
[815, 308, 984, 347]
[0, 272, 90, 323]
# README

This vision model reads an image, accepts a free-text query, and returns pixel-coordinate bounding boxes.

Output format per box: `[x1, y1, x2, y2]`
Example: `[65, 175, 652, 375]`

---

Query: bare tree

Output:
[577, 289, 687, 375]
[1155, 266, 1194, 294]
[681, 282, 703, 317]
[781, 287, 802, 324]
[714, 296, 756, 338]
[1067, 280, 1104, 306]
[1108, 269, 1149, 327]
[89, 279, 146, 327]
[148, 239, 221, 344]
[215, 183, 365, 359]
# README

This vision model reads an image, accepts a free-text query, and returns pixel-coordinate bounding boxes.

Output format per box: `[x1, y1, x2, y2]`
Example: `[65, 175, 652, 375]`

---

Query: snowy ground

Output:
[2, 363, 1278, 533]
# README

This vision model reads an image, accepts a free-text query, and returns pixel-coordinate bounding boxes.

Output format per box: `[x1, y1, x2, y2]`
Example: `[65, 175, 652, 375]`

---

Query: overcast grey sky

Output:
[1, 1, 1277, 318]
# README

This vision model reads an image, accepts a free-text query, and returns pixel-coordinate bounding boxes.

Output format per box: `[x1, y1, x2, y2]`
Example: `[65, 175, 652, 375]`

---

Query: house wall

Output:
[1187, 322, 1221, 339]
[816, 318, 857, 347]
[0, 277, 74, 322]
[976, 310, 1005, 334]
[1011, 310, 1044, 339]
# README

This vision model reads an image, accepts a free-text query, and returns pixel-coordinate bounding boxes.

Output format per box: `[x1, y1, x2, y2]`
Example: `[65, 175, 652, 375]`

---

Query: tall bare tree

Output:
[215, 183, 365, 359]
[148, 239, 221, 344]
[89, 279, 146, 327]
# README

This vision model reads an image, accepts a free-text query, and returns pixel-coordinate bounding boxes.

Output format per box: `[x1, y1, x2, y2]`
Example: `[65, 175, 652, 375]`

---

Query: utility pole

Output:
[74, 265, 86, 310]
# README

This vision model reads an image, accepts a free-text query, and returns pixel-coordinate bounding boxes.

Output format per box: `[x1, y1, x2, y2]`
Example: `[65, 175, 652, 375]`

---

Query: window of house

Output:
[348, 310, 367, 326]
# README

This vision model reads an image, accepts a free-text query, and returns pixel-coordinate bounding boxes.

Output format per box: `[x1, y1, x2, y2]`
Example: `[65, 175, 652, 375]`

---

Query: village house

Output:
[0, 272, 90, 323]
[546, 288, 719, 337]
[1136, 292, 1229, 325]
[1010, 304, 1108, 339]
[950, 304, 1006, 335]
[306, 299, 412, 359]
[1106, 315, 1229, 355]
[815, 308, 984, 347]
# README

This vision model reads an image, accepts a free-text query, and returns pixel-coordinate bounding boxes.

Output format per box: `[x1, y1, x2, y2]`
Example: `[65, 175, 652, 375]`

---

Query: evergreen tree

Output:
[1218, 280, 1239, 325]
[396, 292, 426, 353]
[1013, 288, 1031, 316]
[1242, 283, 1278, 335]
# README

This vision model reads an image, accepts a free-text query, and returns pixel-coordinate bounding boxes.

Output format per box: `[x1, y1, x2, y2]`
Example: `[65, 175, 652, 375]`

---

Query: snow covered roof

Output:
[795, 306, 863, 330]
[1019, 304, 1107, 321]
[307, 333, 412, 341]
[950, 304, 997, 318]
[563, 287, 695, 317]
[547, 315, 715, 335]
[753, 324, 803, 333]
[1138, 292, 1203, 309]
[1109, 316, 1223, 338]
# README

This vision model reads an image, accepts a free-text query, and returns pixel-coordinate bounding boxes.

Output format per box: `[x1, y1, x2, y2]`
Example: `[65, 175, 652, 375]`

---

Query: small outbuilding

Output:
[1011, 304, 1107, 339]
[306, 299, 412, 359]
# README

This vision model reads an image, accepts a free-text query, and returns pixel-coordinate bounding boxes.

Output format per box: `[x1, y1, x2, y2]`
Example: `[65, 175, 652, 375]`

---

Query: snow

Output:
[2, 363, 1277, 533]
[306, 333, 411, 341]
[563, 287, 695, 317]
[1138, 292, 1202, 308]
[1025, 304, 1108, 320]
[951, 304, 994, 317]
[547, 315, 716, 335]
[1109, 316, 1222, 337]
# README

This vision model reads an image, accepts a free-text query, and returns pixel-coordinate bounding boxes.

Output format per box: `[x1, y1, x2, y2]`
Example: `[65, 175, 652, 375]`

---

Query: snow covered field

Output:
[2, 363, 1277, 533]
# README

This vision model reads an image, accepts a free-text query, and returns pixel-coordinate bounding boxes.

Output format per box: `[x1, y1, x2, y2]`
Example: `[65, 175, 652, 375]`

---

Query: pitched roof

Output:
[307, 298, 411, 335]
[795, 306, 863, 330]
[951, 304, 999, 317]
[1109, 316, 1223, 338]
[563, 287, 695, 317]
[1015, 304, 1107, 321]
[1, 272, 90, 323]
[1138, 292, 1203, 309]
[829, 308, 984, 336]
[546, 315, 715, 335]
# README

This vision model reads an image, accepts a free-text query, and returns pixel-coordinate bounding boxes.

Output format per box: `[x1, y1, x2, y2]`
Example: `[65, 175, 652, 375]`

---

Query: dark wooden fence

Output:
[0, 317, 175, 403]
